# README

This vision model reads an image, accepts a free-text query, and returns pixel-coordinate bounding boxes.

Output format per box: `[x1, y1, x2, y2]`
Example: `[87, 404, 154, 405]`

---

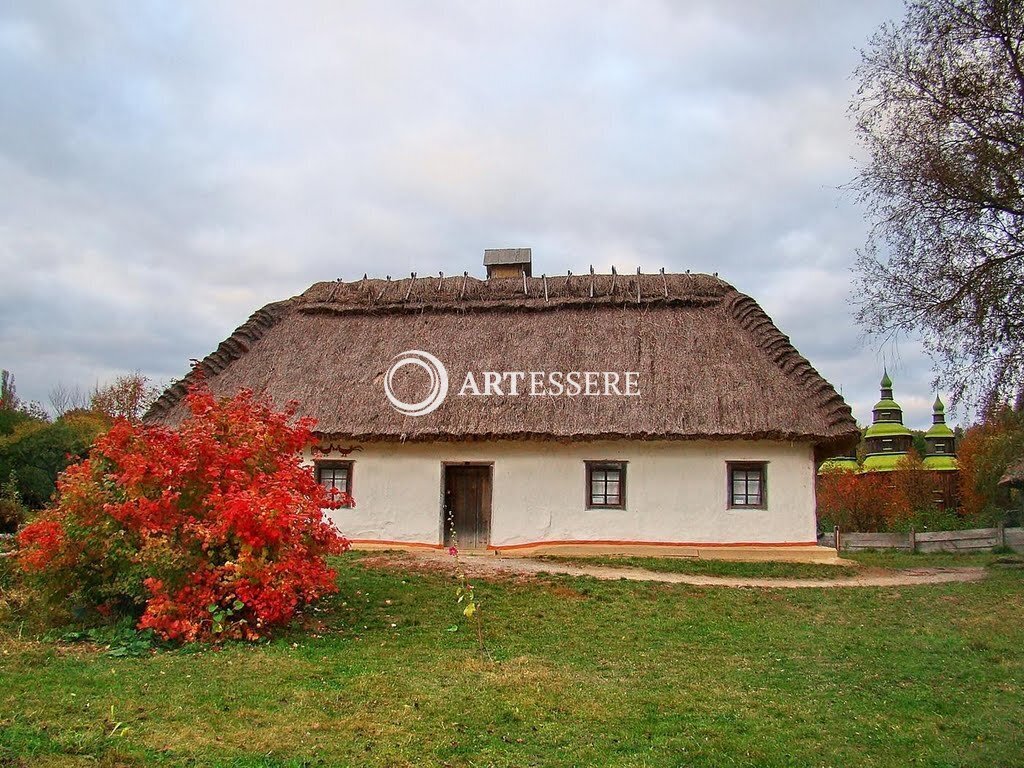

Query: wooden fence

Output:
[819, 526, 1024, 553]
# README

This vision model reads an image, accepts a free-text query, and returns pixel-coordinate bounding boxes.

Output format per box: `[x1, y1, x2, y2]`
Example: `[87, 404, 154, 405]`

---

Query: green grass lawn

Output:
[536, 550, 1012, 579]
[1, 552, 1022, 767]
[538, 554, 854, 579]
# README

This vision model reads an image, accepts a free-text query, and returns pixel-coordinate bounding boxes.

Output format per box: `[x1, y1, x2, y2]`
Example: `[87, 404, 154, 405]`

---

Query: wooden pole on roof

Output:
[437, 271, 444, 291]
[460, 271, 468, 299]
[522, 269, 528, 295]
[636, 266, 642, 303]
[589, 265, 595, 298]
[610, 265, 617, 294]
[405, 272, 417, 300]
[542, 274, 548, 302]
[660, 266, 668, 297]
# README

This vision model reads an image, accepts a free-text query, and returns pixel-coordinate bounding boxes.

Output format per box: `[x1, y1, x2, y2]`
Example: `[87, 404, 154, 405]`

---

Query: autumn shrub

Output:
[16, 383, 350, 642]
[817, 469, 897, 532]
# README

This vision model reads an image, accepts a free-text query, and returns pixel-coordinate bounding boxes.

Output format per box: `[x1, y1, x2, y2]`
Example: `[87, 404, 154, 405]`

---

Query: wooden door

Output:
[443, 465, 492, 549]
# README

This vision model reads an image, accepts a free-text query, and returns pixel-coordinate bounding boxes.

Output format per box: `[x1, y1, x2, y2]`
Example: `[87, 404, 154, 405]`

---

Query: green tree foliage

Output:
[0, 368, 165, 513]
[0, 411, 109, 510]
[851, 0, 1024, 412]
[0, 471, 26, 533]
[1, 369, 19, 411]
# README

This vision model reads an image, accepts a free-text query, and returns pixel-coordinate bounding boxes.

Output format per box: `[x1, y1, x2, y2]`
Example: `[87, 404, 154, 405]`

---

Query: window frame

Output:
[727, 461, 767, 510]
[315, 459, 354, 507]
[585, 460, 627, 510]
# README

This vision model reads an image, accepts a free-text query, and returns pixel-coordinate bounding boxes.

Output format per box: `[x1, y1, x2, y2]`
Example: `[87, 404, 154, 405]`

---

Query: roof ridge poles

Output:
[375, 275, 391, 303]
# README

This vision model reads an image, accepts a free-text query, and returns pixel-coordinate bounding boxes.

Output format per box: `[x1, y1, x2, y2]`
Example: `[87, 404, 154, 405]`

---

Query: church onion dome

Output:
[871, 368, 907, 426]
[862, 370, 913, 472]
[923, 394, 958, 471]
[925, 396, 954, 439]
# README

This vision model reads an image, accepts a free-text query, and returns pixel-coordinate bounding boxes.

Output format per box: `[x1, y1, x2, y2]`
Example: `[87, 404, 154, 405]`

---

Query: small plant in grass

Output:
[446, 515, 487, 658]
[15, 379, 352, 643]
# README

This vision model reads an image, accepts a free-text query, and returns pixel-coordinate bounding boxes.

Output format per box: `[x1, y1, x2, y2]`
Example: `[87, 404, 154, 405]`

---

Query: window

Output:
[586, 461, 626, 509]
[728, 462, 767, 509]
[933, 441, 947, 453]
[315, 460, 353, 506]
[881, 438, 894, 452]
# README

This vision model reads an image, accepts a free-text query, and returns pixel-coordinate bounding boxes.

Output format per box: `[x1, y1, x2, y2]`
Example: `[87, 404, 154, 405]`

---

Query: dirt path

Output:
[363, 552, 987, 589]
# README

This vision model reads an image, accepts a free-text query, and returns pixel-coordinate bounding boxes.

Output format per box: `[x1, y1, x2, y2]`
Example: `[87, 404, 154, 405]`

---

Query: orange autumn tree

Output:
[17, 382, 350, 642]
[958, 404, 1024, 521]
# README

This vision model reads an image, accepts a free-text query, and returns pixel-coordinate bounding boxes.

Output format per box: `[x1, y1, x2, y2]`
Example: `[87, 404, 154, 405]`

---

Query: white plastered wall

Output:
[302, 439, 818, 548]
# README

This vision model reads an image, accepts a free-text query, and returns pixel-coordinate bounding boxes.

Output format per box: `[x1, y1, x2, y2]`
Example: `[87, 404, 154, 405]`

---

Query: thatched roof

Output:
[999, 458, 1024, 488]
[146, 272, 858, 453]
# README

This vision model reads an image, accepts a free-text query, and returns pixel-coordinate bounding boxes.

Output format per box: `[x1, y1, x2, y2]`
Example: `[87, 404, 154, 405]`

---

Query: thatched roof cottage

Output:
[148, 252, 858, 555]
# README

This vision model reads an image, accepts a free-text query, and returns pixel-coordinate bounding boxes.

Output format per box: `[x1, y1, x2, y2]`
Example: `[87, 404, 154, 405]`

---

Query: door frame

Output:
[439, 461, 494, 549]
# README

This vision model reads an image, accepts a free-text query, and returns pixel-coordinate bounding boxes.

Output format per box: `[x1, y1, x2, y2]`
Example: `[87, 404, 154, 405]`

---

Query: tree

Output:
[851, 0, 1024, 413]
[48, 382, 87, 418]
[1, 370, 19, 411]
[0, 413, 106, 509]
[16, 382, 351, 642]
[89, 373, 161, 423]
[957, 402, 1024, 521]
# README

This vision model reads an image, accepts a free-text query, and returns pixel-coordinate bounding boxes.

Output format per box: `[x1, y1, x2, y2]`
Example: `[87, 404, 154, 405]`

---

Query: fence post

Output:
[909, 527, 916, 554]
[834, 525, 841, 554]
[999, 522, 1006, 548]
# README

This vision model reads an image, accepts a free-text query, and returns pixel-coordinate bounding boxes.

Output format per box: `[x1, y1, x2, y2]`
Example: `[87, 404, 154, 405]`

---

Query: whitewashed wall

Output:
[301, 440, 818, 549]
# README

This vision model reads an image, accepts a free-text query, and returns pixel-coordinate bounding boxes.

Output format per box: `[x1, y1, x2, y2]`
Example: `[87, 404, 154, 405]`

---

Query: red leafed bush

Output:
[16, 382, 350, 642]
[817, 469, 899, 532]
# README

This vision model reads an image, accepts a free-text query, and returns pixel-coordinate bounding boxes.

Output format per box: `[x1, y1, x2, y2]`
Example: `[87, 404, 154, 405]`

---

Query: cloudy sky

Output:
[1, 0, 950, 428]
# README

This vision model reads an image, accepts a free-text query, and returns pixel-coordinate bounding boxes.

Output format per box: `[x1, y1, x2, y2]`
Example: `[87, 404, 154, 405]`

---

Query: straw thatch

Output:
[146, 272, 858, 454]
[999, 458, 1024, 488]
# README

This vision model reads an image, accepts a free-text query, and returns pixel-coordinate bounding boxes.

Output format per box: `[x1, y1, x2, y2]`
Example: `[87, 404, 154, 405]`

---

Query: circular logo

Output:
[384, 350, 449, 417]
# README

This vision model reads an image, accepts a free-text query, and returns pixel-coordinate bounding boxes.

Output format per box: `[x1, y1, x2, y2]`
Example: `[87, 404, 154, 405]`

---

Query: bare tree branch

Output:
[852, 0, 1024, 413]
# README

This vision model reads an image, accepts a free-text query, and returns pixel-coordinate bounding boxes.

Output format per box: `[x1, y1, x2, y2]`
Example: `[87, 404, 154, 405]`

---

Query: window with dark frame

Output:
[315, 460, 353, 506]
[728, 462, 767, 509]
[586, 461, 626, 509]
